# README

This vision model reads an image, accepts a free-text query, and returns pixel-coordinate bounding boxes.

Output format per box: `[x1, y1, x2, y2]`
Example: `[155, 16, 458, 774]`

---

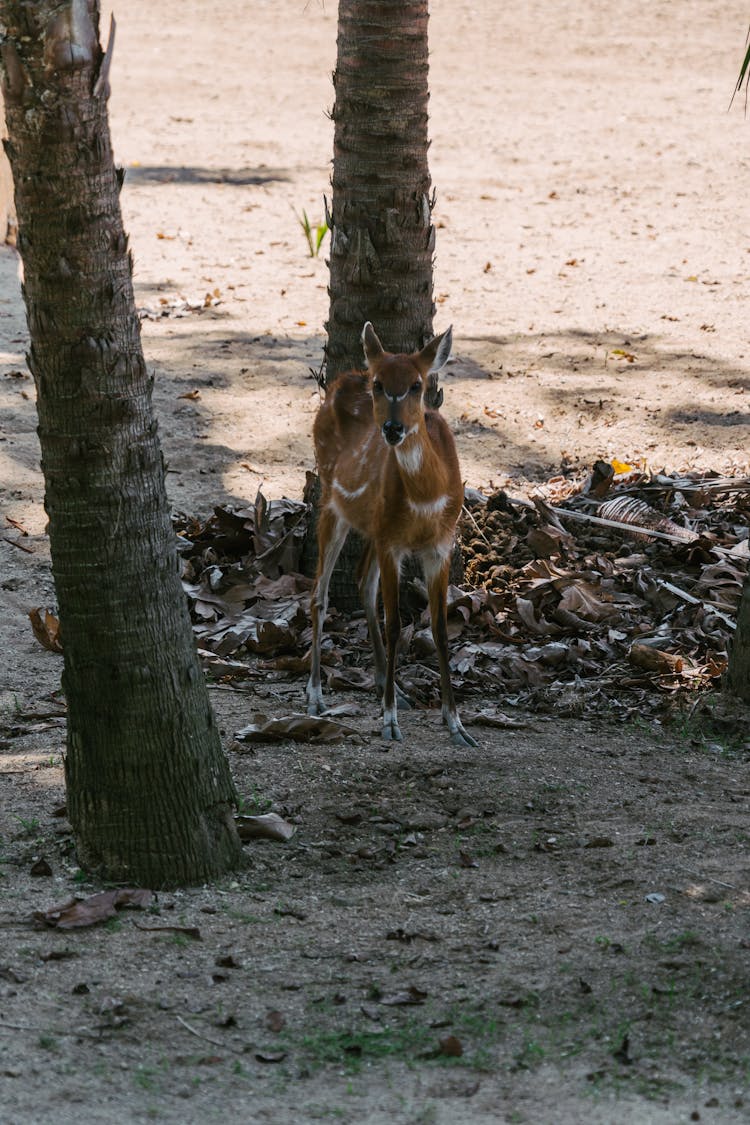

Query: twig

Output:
[0, 1020, 102, 1040]
[631, 475, 750, 495]
[461, 505, 492, 547]
[655, 579, 736, 631]
[175, 1014, 226, 1049]
[2, 535, 34, 554]
[682, 870, 738, 891]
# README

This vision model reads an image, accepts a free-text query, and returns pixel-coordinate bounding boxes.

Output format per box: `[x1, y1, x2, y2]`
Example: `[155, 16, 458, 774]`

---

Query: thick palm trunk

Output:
[0, 0, 243, 886]
[326, 0, 437, 386]
[727, 575, 750, 701]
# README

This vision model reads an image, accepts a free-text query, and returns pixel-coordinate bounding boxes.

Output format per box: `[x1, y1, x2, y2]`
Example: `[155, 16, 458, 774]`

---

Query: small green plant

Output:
[515, 1037, 545, 1069]
[38, 1033, 58, 1051]
[300, 1022, 433, 1074]
[297, 209, 329, 257]
[14, 815, 40, 837]
[237, 787, 273, 816]
[134, 1066, 158, 1092]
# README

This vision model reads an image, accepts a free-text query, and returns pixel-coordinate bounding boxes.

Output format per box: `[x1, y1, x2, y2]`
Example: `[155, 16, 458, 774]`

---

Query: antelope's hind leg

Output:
[378, 550, 405, 742]
[423, 548, 478, 748]
[358, 543, 412, 713]
[306, 507, 350, 715]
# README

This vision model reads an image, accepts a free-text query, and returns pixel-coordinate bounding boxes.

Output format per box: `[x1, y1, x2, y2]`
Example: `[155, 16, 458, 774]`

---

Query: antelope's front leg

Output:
[425, 550, 478, 748]
[306, 509, 349, 715]
[378, 550, 403, 742]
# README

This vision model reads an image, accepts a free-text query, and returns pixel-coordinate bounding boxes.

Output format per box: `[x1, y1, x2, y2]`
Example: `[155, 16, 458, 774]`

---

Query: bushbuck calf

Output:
[306, 323, 477, 748]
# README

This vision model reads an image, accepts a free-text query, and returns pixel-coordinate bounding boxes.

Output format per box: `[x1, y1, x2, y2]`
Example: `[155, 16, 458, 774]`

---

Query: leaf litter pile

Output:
[174, 462, 749, 735]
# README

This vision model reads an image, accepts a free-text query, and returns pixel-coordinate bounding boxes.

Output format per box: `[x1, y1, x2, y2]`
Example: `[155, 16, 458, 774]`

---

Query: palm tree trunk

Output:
[727, 575, 750, 701]
[0, 0, 243, 886]
[326, 0, 437, 388]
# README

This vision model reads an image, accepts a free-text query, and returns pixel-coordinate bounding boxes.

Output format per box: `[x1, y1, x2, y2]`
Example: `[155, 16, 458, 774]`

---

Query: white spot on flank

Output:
[395, 441, 423, 474]
[357, 430, 375, 465]
[333, 478, 369, 501]
[408, 495, 449, 518]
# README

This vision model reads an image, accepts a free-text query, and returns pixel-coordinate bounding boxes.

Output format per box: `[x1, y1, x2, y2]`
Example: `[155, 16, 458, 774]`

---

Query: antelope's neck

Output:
[392, 431, 447, 505]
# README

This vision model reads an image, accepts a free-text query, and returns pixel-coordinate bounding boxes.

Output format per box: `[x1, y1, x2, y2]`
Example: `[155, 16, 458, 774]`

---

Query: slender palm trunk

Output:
[727, 576, 750, 701]
[0, 0, 243, 886]
[326, 0, 437, 388]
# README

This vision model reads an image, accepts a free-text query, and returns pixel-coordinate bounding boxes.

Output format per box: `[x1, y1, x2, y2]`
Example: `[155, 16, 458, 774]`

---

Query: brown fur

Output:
[306, 325, 477, 748]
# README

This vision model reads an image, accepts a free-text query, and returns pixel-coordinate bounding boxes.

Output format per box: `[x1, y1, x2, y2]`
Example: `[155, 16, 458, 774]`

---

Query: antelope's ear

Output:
[417, 326, 453, 374]
[362, 322, 384, 366]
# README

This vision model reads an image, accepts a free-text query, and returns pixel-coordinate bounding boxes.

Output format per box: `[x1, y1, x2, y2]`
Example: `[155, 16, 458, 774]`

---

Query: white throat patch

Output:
[395, 441, 423, 475]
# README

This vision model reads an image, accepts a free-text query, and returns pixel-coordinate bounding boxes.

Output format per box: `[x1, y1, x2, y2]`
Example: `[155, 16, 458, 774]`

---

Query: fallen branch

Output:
[546, 505, 698, 545]
[2, 535, 34, 554]
[655, 579, 736, 631]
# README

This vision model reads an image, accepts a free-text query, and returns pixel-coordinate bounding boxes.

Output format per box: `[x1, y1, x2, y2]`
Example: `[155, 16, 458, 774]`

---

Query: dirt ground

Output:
[1, 1, 750, 1122]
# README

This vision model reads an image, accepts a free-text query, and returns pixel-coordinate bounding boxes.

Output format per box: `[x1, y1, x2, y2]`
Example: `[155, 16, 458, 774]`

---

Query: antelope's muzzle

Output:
[382, 420, 405, 446]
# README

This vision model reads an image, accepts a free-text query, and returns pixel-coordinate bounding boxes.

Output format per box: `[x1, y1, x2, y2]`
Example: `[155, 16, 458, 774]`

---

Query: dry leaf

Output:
[629, 644, 683, 675]
[266, 1010, 286, 1033]
[35, 888, 153, 930]
[235, 812, 296, 842]
[379, 986, 428, 1006]
[235, 712, 358, 745]
[255, 1050, 287, 1063]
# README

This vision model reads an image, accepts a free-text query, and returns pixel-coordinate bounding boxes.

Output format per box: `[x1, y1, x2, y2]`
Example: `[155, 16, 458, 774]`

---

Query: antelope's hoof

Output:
[381, 720, 403, 742]
[305, 690, 325, 716]
[450, 728, 479, 749]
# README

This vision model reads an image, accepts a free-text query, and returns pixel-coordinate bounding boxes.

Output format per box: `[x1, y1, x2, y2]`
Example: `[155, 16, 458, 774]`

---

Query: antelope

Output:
[305, 322, 477, 748]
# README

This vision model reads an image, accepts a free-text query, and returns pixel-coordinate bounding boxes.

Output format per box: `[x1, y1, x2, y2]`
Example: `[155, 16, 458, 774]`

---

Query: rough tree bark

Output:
[326, 0, 440, 400]
[0, 0, 243, 886]
[727, 576, 750, 701]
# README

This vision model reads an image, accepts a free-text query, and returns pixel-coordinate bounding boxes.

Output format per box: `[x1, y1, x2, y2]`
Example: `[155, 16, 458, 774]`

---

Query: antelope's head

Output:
[362, 322, 452, 448]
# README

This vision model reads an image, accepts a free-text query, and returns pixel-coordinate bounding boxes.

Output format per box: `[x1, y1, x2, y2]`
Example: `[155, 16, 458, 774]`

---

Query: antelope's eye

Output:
[372, 380, 383, 396]
[410, 381, 422, 394]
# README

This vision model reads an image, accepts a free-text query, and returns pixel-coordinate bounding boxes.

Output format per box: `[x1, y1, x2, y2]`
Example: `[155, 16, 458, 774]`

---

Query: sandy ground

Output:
[1, 1, 750, 1122]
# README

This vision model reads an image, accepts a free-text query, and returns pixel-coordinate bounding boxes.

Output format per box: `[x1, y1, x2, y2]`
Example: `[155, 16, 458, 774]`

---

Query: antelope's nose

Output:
[382, 420, 405, 446]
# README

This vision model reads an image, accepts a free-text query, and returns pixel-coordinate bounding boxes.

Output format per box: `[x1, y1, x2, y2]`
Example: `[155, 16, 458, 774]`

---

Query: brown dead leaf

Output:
[629, 644, 683, 675]
[557, 583, 618, 623]
[266, 1009, 286, 1033]
[439, 1035, 464, 1058]
[234, 812, 296, 842]
[178, 389, 201, 400]
[235, 712, 359, 745]
[526, 525, 569, 558]
[215, 954, 241, 969]
[462, 709, 528, 729]
[326, 666, 375, 692]
[379, 986, 428, 1006]
[35, 888, 153, 930]
[255, 1049, 287, 1063]
[29, 608, 63, 654]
